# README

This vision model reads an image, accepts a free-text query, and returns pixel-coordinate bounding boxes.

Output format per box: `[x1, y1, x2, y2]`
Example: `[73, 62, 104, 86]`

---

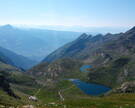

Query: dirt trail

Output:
[58, 85, 74, 101]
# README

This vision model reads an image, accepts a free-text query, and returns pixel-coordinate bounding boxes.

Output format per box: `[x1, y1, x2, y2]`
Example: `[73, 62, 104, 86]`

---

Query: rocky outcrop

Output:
[115, 82, 135, 93]
[28, 58, 84, 81]
[117, 68, 129, 84]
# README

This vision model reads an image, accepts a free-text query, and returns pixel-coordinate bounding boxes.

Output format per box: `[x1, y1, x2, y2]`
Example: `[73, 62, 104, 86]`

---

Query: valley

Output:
[0, 0, 135, 107]
[0, 25, 81, 62]
[1, 26, 135, 108]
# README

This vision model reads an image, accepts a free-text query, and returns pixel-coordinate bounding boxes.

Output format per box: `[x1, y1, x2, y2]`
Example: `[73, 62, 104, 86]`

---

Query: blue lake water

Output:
[69, 79, 111, 96]
[68, 65, 111, 96]
[80, 65, 92, 72]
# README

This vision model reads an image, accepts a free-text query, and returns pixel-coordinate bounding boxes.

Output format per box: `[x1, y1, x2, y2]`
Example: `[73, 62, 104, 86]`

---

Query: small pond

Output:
[80, 65, 92, 72]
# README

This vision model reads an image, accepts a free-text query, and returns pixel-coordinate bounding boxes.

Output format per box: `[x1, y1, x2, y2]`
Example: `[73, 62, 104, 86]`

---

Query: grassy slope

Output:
[63, 93, 135, 108]
[0, 90, 21, 107]
[88, 56, 135, 87]
[1, 88, 135, 108]
[0, 75, 89, 107]
[1, 73, 135, 108]
[35, 80, 87, 103]
[1, 58, 135, 108]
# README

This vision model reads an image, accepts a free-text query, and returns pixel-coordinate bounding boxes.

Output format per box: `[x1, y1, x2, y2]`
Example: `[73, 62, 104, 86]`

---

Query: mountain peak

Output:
[126, 26, 135, 33]
[1, 24, 13, 29]
[105, 33, 112, 36]
[77, 33, 92, 40]
[130, 26, 135, 31]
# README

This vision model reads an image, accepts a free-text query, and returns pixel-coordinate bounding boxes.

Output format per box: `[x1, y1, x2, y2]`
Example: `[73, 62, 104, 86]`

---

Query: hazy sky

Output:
[0, 0, 135, 27]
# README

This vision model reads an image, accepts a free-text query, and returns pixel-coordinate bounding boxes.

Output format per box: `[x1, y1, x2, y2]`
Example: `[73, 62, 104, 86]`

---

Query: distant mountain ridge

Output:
[0, 46, 36, 69]
[42, 32, 119, 62]
[0, 51, 14, 65]
[0, 24, 81, 61]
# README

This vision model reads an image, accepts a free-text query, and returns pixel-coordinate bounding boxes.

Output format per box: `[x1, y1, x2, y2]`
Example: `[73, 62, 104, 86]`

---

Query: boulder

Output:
[115, 82, 135, 93]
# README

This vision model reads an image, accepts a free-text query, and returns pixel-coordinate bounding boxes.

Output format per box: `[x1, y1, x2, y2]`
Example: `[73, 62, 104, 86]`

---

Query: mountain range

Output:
[42, 32, 119, 62]
[31, 26, 135, 88]
[0, 24, 81, 61]
[1, 26, 135, 107]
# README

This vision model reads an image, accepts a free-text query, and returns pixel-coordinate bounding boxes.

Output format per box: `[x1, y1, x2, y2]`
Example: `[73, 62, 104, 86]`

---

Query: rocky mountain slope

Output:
[0, 60, 41, 106]
[42, 33, 120, 63]
[28, 58, 86, 81]
[40, 26, 135, 88]
[0, 46, 36, 70]
[87, 26, 135, 87]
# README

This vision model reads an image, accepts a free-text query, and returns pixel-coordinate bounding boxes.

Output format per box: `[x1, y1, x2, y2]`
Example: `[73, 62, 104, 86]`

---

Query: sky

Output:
[0, 0, 135, 28]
